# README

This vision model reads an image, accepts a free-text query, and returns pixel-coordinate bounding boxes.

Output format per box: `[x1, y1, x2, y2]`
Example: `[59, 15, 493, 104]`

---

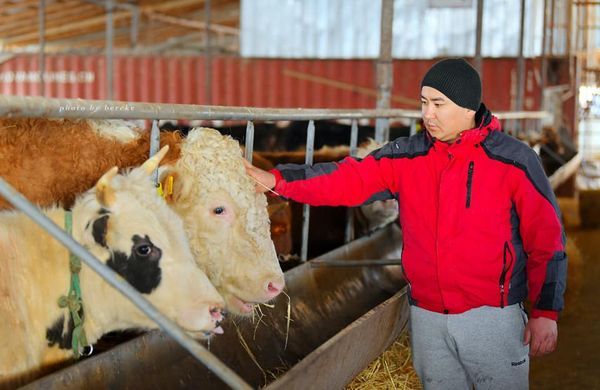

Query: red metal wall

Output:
[0, 55, 548, 112]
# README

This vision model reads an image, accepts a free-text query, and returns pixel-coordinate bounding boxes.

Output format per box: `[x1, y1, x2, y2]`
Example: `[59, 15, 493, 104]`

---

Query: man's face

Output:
[420, 86, 475, 143]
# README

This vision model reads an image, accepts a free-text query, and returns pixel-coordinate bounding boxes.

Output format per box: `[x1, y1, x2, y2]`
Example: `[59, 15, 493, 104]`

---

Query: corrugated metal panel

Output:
[0, 55, 548, 111]
[241, 0, 563, 58]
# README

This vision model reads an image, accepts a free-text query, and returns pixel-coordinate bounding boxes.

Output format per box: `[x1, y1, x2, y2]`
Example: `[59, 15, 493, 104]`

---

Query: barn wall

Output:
[241, 0, 560, 59]
[0, 55, 561, 112]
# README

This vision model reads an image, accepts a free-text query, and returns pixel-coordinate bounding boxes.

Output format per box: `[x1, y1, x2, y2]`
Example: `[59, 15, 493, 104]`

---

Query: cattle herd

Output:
[0, 117, 398, 387]
[0, 119, 288, 387]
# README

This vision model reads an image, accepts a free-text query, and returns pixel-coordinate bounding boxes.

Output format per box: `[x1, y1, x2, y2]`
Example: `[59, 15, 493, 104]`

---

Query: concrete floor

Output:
[530, 198, 600, 389]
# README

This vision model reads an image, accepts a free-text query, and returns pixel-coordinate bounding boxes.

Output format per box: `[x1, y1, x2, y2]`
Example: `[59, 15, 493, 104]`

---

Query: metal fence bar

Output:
[310, 259, 402, 268]
[0, 177, 252, 390]
[409, 118, 418, 136]
[0, 95, 418, 121]
[0, 95, 549, 122]
[494, 111, 550, 120]
[245, 121, 255, 162]
[301, 120, 315, 262]
[345, 119, 359, 243]
[150, 119, 161, 185]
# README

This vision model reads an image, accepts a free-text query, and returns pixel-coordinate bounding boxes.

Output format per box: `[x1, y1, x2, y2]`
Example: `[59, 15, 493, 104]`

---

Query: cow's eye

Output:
[213, 206, 225, 215]
[135, 244, 152, 257]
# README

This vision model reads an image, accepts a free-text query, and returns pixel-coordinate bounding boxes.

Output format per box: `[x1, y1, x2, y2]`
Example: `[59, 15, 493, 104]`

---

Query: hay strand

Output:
[233, 319, 267, 384]
[281, 290, 292, 350]
[346, 331, 422, 390]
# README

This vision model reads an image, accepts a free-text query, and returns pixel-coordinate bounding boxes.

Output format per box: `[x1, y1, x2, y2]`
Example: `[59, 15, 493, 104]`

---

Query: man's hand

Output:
[243, 159, 276, 193]
[523, 316, 558, 357]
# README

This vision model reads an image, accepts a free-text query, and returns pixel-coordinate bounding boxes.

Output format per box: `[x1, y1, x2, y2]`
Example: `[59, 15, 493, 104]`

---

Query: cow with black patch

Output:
[0, 147, 225, 388]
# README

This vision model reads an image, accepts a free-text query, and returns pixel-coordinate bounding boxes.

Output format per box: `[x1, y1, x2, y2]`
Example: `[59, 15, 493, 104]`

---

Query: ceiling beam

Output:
[142, 10, 238, 35]
[0, 4, 102, 36]
[2, 0, 212, 46]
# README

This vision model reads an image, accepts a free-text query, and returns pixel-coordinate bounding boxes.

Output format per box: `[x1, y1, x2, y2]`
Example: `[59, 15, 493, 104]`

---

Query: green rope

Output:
[57, 210, 90, 357]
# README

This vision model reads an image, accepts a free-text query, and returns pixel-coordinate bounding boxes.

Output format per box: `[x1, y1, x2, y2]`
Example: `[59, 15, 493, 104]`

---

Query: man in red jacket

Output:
[245, 58, 566, 390]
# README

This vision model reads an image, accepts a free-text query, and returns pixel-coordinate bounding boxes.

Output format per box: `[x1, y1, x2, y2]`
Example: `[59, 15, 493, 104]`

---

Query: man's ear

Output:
[465, 108, 477, 123]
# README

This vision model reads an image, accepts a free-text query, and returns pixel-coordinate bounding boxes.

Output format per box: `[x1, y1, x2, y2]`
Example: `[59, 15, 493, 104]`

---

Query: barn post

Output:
[38, 0, 45, 97]
[105, 0, 114, 100]
[205, 0, 213, 105]
[541, 0, 549, 116]
[375, 0, 394, 143]
[515, 0, 526, 135]
[474, 0, 484, 80]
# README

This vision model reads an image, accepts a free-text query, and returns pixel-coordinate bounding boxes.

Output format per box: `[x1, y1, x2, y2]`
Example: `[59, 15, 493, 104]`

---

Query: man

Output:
[245, 58, 567, 389]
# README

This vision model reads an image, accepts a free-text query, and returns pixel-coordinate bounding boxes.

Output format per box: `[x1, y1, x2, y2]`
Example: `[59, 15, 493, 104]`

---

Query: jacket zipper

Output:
[466, 161, 474, 208]
[499, 241, 514, 308]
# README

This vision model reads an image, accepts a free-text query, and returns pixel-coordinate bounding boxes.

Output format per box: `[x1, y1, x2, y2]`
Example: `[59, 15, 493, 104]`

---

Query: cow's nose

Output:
[265, 280, 284, 298]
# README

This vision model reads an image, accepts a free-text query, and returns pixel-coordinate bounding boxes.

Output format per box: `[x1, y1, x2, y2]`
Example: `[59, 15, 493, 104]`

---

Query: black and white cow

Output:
[0, 147, 225, 387]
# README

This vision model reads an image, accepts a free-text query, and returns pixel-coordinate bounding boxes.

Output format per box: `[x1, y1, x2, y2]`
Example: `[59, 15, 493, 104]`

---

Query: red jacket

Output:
[272, 107, 567, 320]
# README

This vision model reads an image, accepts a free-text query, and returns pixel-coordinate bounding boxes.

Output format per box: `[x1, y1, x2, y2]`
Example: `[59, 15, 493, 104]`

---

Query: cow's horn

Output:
[141, 145, 170, 174]
[95, 166, 119, 207]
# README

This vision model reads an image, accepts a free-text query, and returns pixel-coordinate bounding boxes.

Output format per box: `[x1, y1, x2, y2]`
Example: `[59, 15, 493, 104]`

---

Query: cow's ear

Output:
[91, 214, 110, 248]
[158, 169, 183, 204]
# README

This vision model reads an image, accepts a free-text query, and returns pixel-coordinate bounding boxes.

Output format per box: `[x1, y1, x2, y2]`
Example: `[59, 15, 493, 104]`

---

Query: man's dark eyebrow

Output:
[420, 96, 447, 103]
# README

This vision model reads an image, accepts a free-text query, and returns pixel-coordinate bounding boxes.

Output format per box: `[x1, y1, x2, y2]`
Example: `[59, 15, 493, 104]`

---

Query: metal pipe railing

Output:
[344, 119, 360, 243]
[0, 95, 420, 121]
[300, 120, 316, 262]
[0, 94, 550, 122]
[0, 178, 252, 390]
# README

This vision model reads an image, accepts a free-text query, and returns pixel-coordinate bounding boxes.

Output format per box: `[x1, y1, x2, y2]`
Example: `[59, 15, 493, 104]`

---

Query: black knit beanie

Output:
[421, 58, 481, 111]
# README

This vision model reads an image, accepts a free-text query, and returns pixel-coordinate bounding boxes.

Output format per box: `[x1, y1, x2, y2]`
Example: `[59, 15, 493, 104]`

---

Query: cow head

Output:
[73, 146, 225, 339]
[160, 128, 286, 316]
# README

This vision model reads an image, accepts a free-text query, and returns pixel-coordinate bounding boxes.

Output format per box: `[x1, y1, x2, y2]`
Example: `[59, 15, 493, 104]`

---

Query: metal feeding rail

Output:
[0, 94, 550, 388]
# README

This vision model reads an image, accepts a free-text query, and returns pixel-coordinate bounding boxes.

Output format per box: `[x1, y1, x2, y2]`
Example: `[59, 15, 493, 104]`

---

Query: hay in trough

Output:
[346, 331, 422, 390]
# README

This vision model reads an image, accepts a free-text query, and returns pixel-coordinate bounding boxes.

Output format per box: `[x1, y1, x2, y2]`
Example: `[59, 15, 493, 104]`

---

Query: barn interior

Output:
[1, 0, 600, 389]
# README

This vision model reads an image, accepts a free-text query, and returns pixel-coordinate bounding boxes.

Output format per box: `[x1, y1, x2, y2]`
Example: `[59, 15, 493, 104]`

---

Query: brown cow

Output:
[0, 118, 284, 316]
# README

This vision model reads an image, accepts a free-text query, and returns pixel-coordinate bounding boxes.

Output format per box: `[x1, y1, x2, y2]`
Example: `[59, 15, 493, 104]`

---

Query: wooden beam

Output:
[0, 0, 79, 23]
[50, 23, 206, 51]
[2, 0, 214, 45]
[283, 69, 421, 108]
[0, 2, 90, 36]
[142, 10, 238, 35]
[0, 4, 102, 36]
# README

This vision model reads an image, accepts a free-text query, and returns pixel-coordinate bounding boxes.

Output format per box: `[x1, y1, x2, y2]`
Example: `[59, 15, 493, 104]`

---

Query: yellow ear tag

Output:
[156, 182, 165, 198]
[165, 175, 174, 197]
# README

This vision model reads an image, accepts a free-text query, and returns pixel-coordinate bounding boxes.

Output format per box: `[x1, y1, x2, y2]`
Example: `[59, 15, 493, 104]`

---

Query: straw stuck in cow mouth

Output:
[231, 295, 259, 314]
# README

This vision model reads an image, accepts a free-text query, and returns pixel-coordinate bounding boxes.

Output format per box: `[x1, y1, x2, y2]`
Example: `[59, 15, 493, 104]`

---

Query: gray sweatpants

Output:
[409, 304, 529, 390]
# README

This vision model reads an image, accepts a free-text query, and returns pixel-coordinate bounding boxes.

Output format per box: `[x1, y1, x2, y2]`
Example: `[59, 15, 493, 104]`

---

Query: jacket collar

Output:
[429, 103, 501, 148]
